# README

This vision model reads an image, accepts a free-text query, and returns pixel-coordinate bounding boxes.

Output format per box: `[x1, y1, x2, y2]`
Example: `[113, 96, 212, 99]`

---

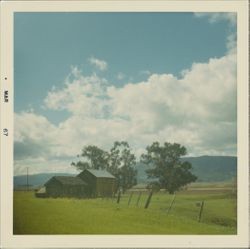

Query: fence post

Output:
[136, 191, 142, 207]
[117, 190, 121, 204]
[167, 193, 176, 215]
[144, 190, 153, 209]
[198, 200, 205, 222]
[128, 192, 133, 206]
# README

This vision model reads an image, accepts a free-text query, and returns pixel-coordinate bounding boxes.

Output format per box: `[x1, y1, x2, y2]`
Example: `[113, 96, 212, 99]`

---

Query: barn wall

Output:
[78, 171, 117, 197]
[78, 171, 97, 197]
[45, 171, 117, 198]
[45, 179, 86, 198]
[61, 185, 86, 198]
[46, 180, 63, 197]
[96, 178, 116, 197]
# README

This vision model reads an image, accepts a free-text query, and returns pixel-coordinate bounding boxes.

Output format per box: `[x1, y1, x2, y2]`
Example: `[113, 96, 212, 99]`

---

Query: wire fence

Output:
[102, 189, 236, 227]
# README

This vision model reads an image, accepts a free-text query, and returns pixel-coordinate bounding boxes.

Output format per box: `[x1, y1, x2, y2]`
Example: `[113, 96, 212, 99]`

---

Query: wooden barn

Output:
[44, 176, 87, 198]
[78, 169, 116, 197]
[38, 169, 117, 198]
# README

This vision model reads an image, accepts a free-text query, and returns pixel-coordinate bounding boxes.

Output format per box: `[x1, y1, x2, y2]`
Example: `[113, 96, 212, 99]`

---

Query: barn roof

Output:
[85, 169, 115, 178]
[48, 176, 87, 186]
[36, 186, 46, 193]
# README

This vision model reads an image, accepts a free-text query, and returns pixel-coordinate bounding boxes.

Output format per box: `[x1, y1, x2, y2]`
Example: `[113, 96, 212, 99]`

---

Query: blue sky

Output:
[14, 12, 237, 175]
[14, 12, 230, 123]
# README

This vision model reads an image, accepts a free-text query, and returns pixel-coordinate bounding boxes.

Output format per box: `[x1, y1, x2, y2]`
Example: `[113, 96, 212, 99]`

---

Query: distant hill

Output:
[14, 156, 237, 187]
[136, 155, 237, 183]
[182, 156, 236, 182]
[14, 173, 75, 188]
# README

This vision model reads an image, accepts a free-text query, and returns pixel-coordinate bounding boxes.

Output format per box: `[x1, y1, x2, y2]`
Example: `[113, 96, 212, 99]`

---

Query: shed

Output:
[35, 186, 48, 198]
[44, 176, 87, 198]
[78, 169, 116, 197]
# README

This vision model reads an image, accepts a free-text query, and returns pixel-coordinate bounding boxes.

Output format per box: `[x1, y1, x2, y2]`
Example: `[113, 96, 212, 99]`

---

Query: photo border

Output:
[0, 0, 249, 248]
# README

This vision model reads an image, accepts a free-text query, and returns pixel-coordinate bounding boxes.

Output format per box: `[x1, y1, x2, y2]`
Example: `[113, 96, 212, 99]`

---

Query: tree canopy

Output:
[71, 145, 108, 170]
[141, 142, 197, 194]
[108, 141, 137, 192]
[71, 141, 137, 192]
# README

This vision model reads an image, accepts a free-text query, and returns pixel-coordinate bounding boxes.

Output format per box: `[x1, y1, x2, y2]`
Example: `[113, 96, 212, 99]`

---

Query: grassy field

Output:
[14, 187, 236, 235]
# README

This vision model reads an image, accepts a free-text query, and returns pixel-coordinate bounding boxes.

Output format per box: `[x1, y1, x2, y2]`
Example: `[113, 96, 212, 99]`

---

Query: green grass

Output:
[188, 181, 234, 188]
[13, 190, 236, 235]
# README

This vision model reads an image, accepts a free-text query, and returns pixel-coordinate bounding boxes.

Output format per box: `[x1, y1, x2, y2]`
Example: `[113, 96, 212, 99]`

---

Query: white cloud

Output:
[44, 71, 109, 118]
[226, 32, 237, 54]
[15, 19, 237, 174]
[15, 112, 57, 144]
[108, 52, 236, 154]
[194, 12, 236, 26]
[109, 53, 236, 124]
[88, 56, 108, 71]
[14, 157, 78, 176]
[15, 47, 236, 175]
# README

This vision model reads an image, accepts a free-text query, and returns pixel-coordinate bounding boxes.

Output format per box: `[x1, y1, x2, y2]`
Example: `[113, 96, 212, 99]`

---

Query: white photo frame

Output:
[0, 0, 249, 248]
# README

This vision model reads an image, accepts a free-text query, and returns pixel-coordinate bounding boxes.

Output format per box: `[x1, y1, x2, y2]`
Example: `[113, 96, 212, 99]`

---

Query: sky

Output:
[14, 12, 237, 175]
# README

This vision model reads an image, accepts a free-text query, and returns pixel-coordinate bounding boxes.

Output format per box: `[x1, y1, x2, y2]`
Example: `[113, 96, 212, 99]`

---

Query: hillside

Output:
[14, 156, 237, 187]
[183, 156, 236, 182]
[136, 155, 237, 183]
[14, 173, 75, 188]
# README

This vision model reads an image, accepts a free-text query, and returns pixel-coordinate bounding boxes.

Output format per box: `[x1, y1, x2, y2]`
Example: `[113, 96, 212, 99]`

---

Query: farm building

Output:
[44, 176, 87, 198]
[78, 169, 116, 197]
[35, 186, 47, 198]
[36, 169, 116, 198]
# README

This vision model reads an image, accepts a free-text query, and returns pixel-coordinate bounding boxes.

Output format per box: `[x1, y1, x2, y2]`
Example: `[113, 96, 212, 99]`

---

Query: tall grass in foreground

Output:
[14, 190, 236, 234]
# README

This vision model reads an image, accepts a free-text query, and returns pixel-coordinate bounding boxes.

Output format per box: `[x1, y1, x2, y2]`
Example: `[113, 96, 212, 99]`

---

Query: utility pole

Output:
[26, 167, 29, 191]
